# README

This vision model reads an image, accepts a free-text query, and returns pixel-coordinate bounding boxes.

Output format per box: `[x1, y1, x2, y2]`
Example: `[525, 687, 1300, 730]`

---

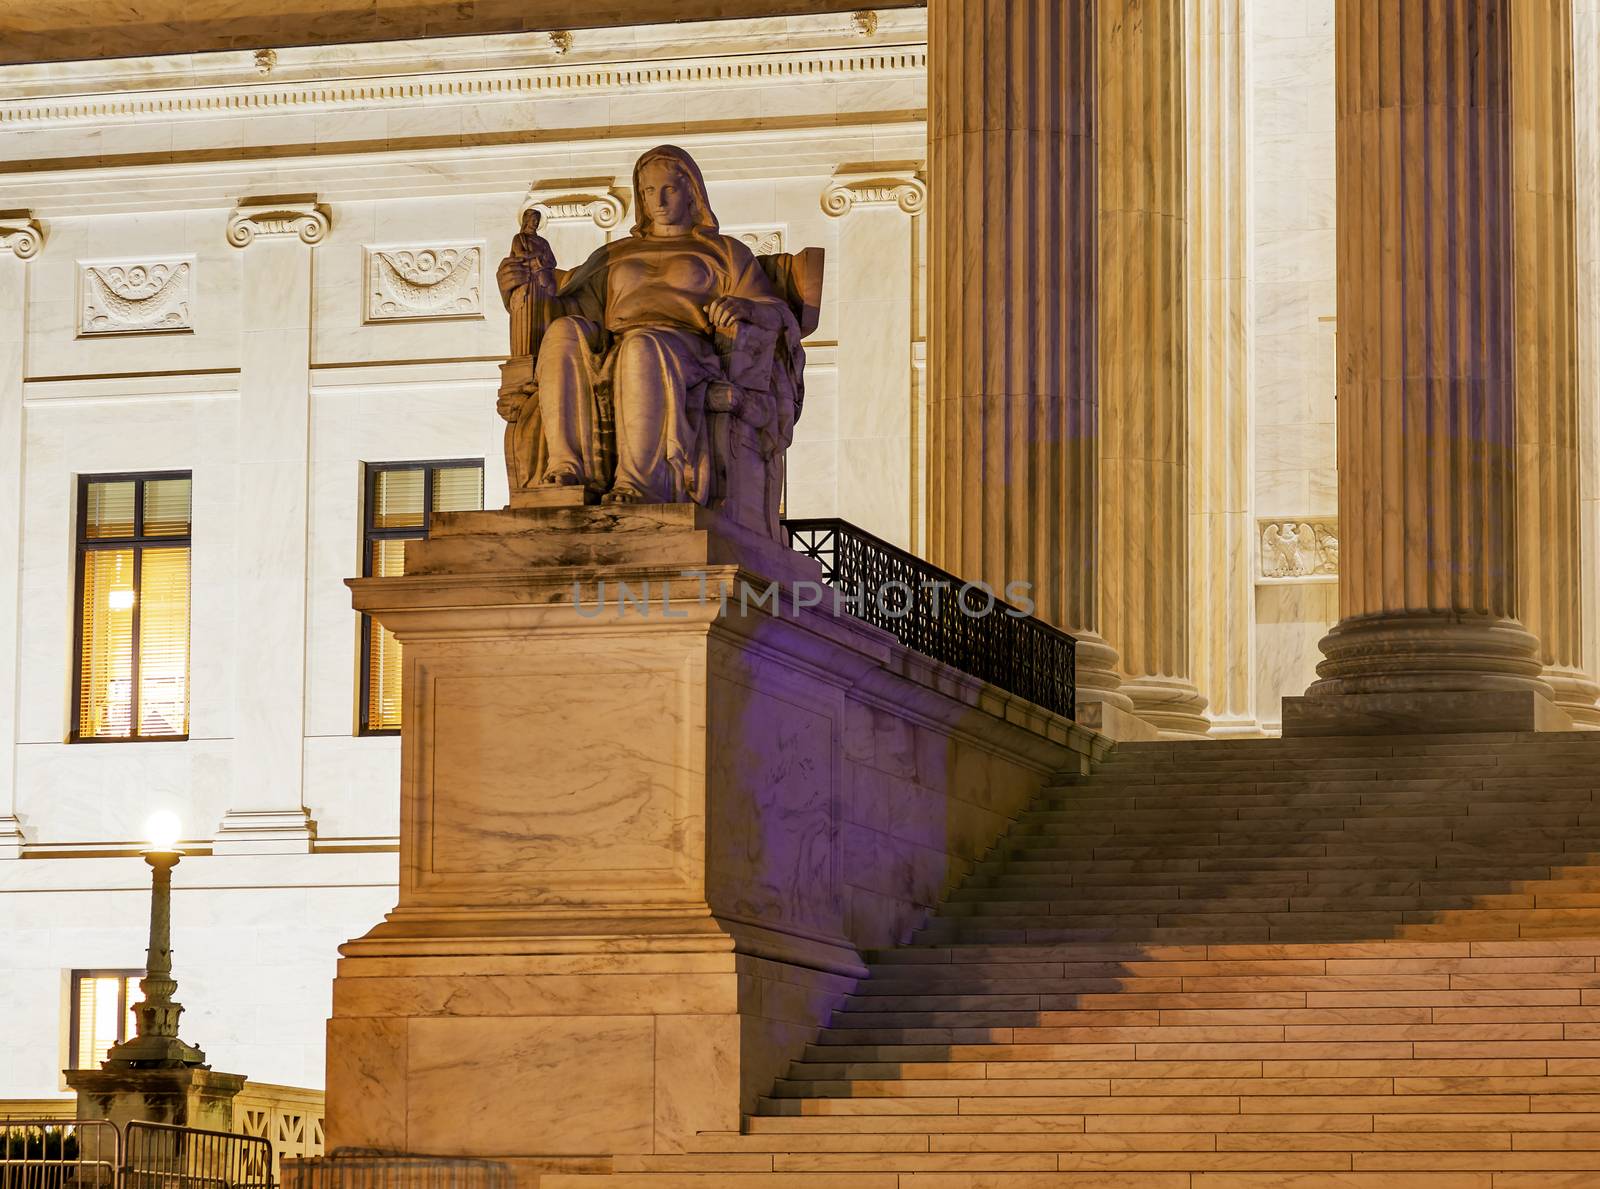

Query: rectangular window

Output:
[360, 460, 484, 734]
[69, 970, 141, 1069]
[73, 472, 192, 741]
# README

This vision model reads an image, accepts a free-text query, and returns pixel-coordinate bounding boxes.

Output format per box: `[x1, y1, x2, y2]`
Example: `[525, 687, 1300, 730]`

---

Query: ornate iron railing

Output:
[783, 518, 1076, 719]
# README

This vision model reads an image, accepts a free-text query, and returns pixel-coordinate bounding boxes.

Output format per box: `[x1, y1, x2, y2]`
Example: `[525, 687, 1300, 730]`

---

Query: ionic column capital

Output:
[226, 196, 331, 248]
[0, 212, 44, 259]
[821, 167, 927, 218]
[521, 178, 628, 231]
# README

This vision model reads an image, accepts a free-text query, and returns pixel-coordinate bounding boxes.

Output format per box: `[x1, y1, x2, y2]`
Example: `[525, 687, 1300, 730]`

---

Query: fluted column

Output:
[1515, 0, 1600, 726]
[1185, 0, 1255, 735]
[926, 0, 1129, 718]
[1579, 0, 1600, 698]
[1312, 0, 1548, 703]
[1099, 0, 1209, 736]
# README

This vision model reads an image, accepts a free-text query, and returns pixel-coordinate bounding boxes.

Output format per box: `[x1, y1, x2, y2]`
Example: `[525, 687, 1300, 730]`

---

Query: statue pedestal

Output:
[66, 1066, 244, 1133]
[328, 503, 1100, 1173]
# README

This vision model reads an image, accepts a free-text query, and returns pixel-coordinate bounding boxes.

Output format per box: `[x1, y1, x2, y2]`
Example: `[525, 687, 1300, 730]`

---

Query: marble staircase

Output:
[548, 731, 1600, 1187]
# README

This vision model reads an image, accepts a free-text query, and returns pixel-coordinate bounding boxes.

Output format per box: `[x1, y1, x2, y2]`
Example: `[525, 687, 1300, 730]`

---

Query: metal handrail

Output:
[783, 517, 1077, 719]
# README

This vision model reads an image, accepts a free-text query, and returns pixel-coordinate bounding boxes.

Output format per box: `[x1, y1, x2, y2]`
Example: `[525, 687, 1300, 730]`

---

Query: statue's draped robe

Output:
[498, 228, 805, 503]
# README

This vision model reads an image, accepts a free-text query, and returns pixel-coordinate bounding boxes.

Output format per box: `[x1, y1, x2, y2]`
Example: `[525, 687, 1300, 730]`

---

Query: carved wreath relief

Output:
[365, 244, 484, 322]
[79, 259, 194, 335]
[1259, 519, 1339, 580]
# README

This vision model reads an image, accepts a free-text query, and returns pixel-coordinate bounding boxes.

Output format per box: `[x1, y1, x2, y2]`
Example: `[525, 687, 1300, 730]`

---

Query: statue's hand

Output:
[527, 266, 557, 299]
[706, 296, 758, 329]
[496, 389, 528, 422]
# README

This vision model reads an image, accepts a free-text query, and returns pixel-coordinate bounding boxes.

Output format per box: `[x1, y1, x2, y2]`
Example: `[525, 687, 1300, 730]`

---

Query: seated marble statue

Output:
[497, 145, 820, 536]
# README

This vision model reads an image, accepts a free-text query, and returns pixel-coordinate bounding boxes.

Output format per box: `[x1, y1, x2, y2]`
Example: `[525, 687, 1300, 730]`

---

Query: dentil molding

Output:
[366, 244, 484, 322]
[226, 197, 331, 247]
[520, 178, 628, 230]
[79, 258, 194, 335]
[821, 168, 926, 217]
[0, 212, 44, 258]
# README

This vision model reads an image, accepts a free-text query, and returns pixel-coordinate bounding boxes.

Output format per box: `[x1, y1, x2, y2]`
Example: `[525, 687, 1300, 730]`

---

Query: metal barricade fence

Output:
[0, 1120, 120, 1189]
[123, 1122, 272, 1189]
[1, 1120, 271, 1189]
[281, 1149, 512, 1189]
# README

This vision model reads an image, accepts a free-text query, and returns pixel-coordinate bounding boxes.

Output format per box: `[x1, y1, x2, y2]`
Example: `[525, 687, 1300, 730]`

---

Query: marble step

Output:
[973, 869, 1593, 890]
[941, 893, 1578, 914]
[1003, 821, 1600, 845]
[960, 883, 1600, 902]
[1027, 796, 1600, 820]
[1051, 767, 1600, 788]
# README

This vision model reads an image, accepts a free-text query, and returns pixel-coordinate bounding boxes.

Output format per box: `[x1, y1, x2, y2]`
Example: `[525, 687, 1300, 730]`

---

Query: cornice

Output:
[0, 45, 926, 129]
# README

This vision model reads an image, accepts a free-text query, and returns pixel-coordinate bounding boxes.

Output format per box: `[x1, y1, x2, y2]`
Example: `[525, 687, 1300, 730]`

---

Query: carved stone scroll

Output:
[821, 169, 927, 217]
[520, 178, 627, 230]
[0, 213, 44, 259]
[227, 198, 331, 248]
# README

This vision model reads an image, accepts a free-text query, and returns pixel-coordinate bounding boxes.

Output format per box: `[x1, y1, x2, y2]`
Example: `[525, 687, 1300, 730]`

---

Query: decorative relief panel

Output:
[365, 244, 483, 322]
[78, 259, 193, 335]
[726, 227, 785, 255]
[1258, 518, 1339, 582]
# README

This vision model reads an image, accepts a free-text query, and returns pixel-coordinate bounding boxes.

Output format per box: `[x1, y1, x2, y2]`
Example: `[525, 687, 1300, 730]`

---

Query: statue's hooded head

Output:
[631, 145, 718, 237]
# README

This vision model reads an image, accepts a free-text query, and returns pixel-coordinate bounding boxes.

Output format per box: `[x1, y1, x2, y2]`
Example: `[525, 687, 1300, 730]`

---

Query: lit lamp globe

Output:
[145, 810, 182, 854]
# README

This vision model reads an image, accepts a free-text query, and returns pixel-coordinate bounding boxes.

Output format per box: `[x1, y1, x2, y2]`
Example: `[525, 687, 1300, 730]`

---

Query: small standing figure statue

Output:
[503, 207, 559, 358]
[496, 208, 562, 492]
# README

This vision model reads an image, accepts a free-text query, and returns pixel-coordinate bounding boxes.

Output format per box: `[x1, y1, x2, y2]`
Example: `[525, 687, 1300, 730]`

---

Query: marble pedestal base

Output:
[1282, 689, 1574, 737]
[329, 503, 1099, 1166]
[66, 1066, 244, 1133]
[1288, 613, 1571, 735]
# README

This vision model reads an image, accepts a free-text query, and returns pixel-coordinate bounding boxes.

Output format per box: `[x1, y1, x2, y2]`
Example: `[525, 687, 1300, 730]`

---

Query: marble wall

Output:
[1247, 0, 1339, 734]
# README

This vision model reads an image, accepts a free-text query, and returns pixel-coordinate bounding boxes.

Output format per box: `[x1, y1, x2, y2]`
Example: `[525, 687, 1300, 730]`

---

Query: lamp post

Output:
[104, 811, 207, 1068]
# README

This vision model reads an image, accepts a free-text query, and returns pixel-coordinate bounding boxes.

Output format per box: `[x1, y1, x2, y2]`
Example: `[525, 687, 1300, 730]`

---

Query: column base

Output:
[212, 809, 317, 854]
[1120, 675, 1211, 739]
[1542, 666, 1600, 728]
[1282, 688, 1573, 737]
[1309, 612, 1549, 696]
[1070, 633, 1158, 740]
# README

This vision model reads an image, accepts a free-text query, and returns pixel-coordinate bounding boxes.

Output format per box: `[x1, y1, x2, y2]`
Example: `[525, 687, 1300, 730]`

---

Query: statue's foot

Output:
[602, 486, 647, 505]
[541, 465, 583, 487]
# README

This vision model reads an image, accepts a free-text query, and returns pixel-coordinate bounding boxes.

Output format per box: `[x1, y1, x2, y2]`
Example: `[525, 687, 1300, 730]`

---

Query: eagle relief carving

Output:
[1259, 518, 1339, 580]
[79, 259, 194, 335]
[366, 244, 483, 322]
